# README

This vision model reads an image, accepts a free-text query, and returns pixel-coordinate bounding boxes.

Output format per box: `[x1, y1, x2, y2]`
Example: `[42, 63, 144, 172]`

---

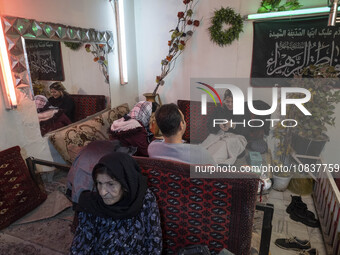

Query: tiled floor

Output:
[266, 188, 327, 255]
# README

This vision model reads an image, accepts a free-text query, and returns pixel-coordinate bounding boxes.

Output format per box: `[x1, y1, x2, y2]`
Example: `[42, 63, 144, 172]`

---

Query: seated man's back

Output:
[147, 103, 216, 165]
[148, 140, 215, 165]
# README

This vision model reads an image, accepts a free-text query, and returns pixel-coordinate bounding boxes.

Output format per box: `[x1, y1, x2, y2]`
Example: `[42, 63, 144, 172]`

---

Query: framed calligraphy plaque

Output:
[251, 16, 340, 87]
[25, 39, 64, 81]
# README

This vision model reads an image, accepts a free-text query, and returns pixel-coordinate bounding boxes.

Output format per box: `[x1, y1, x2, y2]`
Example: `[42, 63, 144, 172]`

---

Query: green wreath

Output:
[208, 7, 244, 47]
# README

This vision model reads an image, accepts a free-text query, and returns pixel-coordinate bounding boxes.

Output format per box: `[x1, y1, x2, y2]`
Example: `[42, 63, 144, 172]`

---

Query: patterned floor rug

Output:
[2, 217, 74, 255]
[13, 190, 72, 225]
[0, 232, 65, 255]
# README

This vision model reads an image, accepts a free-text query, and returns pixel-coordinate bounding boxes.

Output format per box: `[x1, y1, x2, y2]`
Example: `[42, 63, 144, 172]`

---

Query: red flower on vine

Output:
[177, 12, 185, 18]
[85, 43, 109, 83]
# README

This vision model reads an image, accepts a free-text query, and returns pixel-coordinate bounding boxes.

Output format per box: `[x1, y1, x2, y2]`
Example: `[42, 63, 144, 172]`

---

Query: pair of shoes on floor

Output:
[275, 237, 319, 254]
[275, 237, 311, 251]
[286, 195, 320, 228]
[286, 196, 313, 217]
[299, 248, 319, 255]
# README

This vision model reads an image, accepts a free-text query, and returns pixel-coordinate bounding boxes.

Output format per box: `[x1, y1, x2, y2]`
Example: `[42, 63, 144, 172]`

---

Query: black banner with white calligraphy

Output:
[25, 39, 64, 81]
[251, 16, 340, 87]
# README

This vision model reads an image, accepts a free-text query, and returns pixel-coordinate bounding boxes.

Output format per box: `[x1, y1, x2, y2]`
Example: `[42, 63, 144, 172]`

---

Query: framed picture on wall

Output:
[25, 39, 65, 81]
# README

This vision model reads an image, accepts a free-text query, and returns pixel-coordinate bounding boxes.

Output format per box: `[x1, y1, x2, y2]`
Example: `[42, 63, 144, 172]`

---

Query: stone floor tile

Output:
[269, 189, 284, 200]
[283, 189, 295, 202]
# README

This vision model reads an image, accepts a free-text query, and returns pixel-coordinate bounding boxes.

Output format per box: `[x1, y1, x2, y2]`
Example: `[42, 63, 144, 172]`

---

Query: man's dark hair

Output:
[155, 103, 183, 137]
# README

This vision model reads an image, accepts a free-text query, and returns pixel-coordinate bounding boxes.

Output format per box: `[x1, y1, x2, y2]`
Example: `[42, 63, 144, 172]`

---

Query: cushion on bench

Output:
[49, 103, 130, 163]
[0, 146, 47, 230]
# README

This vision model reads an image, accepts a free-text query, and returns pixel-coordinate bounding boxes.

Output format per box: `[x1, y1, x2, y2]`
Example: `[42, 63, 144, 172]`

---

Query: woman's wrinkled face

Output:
[50, 88, 62, 99]
[223, 96, 233, 111]
[35, 98, 46, 109]
[96, 173, 123, 205]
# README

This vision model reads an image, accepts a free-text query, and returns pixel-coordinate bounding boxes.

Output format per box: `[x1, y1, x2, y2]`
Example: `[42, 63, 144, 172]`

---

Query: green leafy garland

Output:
[63, 42, 83, 50]
[257, 0, 302, 13]
[208, 7, 243, 47]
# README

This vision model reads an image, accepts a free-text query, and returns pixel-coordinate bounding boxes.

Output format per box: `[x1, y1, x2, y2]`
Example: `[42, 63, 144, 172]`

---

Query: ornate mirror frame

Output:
[1, 16, 114, 100]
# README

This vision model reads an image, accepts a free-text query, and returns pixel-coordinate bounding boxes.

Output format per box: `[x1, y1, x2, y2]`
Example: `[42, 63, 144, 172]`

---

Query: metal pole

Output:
[328, 0, 339, 26]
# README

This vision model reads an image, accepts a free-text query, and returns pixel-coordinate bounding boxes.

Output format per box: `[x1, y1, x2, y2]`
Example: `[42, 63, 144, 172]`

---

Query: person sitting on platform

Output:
[148, 103, 216, 165]
[49, 82, 75, 122]
[70, 152, 162, 254]
[67, 140, 136, 204]
[34, 95, 49, 112]
[34, 94, 72, 136]
[201, 89, 248, 165]
[110, 101, 159, 156]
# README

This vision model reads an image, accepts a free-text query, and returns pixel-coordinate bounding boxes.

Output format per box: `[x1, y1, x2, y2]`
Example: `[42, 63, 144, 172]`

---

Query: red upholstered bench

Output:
[70, 94, 107, 122]
[134, 156, 260, 255]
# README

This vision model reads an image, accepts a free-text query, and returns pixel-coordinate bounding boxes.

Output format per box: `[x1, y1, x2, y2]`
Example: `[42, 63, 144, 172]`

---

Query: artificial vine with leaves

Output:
[153, 0, 200, 96]
[257, 0, 302, 13]
[85, 43, 109, 84]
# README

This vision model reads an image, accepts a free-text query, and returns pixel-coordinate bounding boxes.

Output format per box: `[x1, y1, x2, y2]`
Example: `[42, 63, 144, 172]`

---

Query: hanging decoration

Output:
[208, 7, 243, 47]
[64, 42, 83, 51]
[152, 0, 201, 96]
[85, 43, 109, 84]
[257, 0, 302, 13]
